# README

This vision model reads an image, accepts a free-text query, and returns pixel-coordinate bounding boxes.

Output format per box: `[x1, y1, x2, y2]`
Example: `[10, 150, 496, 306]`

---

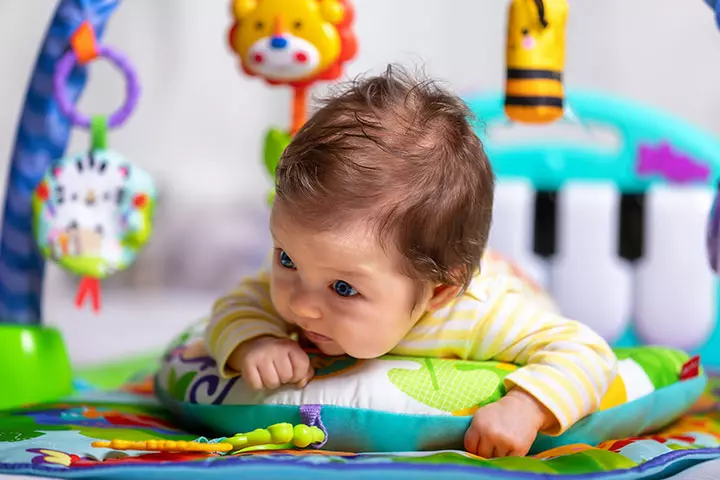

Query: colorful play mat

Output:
[0, 357, 719, 479]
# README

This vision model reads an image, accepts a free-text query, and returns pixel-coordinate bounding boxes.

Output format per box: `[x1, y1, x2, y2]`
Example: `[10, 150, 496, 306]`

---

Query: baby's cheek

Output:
[341, 313, 400, 358]
[269, 277, 291, 317]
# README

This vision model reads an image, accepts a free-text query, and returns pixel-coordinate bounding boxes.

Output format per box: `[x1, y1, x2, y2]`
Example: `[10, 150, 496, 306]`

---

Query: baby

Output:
[205, 65, 617, 458]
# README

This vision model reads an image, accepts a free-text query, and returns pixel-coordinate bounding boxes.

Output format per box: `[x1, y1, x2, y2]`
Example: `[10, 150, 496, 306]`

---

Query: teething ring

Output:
[53, 45, 140, 129]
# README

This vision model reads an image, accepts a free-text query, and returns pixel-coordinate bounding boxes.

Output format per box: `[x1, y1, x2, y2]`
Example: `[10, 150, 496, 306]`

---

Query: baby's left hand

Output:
[464, 388, 555, 458]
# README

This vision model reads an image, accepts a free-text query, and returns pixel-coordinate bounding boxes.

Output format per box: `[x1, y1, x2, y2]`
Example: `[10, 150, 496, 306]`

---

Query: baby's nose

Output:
[289, 290, 321, 321]
[270, 36, 288, 50]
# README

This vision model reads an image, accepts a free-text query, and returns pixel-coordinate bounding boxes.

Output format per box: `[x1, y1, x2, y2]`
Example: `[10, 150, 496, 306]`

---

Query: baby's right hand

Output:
[228, 336, 314, 390]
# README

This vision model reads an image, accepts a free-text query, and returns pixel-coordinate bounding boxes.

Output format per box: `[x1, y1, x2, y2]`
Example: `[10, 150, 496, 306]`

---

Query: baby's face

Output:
[269, 201, 430, 357]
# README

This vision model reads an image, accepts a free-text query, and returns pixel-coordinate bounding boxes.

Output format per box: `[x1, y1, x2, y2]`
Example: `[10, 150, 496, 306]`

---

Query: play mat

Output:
[0, 358, 719, 479]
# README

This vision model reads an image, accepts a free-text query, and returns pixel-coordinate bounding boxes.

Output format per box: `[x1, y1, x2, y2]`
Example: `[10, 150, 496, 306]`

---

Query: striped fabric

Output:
[206, 250, 617, 435]
[0, 0, 120, 324]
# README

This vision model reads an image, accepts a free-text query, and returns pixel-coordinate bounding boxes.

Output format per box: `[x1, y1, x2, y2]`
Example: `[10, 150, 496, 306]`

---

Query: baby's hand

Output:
[228, 336, 314, 390]
[464, 388, 555, 458]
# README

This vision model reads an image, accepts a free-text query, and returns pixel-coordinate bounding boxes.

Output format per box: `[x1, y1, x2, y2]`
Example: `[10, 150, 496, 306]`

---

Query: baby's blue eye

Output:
[279, 250, 296, 269]
[332, 280, 358, 297]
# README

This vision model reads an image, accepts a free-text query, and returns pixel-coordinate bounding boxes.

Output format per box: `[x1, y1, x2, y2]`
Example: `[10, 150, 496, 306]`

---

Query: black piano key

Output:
[533, 190, 558, 258]
[618, 193, 645, 262]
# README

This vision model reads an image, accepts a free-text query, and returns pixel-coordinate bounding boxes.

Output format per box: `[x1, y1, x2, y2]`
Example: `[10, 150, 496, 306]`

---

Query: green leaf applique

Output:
[387, 357, 513, 414]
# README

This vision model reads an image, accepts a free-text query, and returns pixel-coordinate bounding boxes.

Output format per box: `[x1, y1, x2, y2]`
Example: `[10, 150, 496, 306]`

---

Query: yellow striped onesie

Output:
[205, 249, 617, 435]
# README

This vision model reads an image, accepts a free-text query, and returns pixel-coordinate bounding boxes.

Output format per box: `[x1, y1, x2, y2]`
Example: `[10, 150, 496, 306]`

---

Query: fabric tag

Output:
[680, 355, 700, 380]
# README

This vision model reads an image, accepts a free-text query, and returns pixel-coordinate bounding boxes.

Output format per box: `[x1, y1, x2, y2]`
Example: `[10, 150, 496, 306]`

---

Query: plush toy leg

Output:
[263, 127, 293, 205]
[0, 324, 72, 410]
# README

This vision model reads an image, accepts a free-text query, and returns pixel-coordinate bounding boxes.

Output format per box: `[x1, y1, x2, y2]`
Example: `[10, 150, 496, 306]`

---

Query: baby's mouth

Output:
[303, 329, 333, 344]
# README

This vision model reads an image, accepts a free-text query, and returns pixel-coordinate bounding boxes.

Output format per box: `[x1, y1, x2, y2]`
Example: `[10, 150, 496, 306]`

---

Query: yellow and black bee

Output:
[504, 0, 568, 124]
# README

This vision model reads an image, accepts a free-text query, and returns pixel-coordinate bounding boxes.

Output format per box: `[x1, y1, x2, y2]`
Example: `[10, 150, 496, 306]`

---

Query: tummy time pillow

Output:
[156, 318, 707, 454]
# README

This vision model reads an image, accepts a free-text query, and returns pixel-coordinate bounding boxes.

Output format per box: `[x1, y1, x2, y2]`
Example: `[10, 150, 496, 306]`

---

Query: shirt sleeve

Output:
[204, 260, 293, 378]
[466, 276, 617, 435]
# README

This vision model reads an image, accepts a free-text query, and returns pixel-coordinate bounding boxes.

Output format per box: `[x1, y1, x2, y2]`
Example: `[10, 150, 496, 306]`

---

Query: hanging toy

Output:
[32, 20, 156, 314]
[227, 0, 358, 203]
[504, 0, 568, 124]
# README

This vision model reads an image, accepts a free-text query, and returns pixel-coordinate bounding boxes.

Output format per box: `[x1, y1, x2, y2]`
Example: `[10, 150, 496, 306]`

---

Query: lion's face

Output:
[230, 0, 346, 83]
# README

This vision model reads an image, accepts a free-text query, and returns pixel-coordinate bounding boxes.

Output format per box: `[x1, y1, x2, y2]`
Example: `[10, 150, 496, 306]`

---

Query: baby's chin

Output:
[314, 342, 347, 356]
[300, 331, 393, 358]
[330, 344, 394, 360]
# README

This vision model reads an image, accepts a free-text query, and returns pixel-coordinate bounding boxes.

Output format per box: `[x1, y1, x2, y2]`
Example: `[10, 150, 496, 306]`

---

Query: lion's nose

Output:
[270, 36, 288, 50]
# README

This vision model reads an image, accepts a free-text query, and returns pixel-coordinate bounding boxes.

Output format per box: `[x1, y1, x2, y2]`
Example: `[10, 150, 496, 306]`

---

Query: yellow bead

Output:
[311, 426, 325, 444]
[293, 424, 311, 447]
[268, 423, 293, 443]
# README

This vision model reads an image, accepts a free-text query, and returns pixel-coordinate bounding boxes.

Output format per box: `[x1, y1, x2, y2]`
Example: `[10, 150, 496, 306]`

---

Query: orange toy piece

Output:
[227, 0, 358, 134]
[70, 20, 99, 65]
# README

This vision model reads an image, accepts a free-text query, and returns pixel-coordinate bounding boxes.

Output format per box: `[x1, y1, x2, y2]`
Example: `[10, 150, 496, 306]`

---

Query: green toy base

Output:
[0, 324, 72, 410]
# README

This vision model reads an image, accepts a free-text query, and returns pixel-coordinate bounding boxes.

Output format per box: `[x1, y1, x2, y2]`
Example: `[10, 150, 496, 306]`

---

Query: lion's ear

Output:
[232, 0, 257, 19]
[318, 0, 345, 24]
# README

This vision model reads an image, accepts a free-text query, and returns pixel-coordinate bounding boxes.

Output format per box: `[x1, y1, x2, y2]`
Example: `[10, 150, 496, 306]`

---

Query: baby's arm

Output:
[205, 266, 313, 388]
[465, 279, 617, 456]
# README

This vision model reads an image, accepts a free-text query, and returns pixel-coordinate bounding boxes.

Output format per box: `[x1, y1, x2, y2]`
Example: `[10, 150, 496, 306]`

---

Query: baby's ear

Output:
[232, 0, 257, 19]
[319, 0, 346, 24]
[427, 284, 462, 312]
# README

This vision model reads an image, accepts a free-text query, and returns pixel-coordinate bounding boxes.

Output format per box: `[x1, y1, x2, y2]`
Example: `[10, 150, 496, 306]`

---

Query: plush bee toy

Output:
[504, 0, 569, 124]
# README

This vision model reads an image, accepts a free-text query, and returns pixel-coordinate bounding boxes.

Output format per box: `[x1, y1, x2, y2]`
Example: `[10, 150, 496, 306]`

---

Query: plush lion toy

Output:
[227, 0, 358, 202]
[227, 0, 357, 89]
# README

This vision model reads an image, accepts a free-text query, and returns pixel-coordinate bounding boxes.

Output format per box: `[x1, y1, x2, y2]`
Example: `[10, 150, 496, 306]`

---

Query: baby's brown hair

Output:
[275, 65, 495, 291]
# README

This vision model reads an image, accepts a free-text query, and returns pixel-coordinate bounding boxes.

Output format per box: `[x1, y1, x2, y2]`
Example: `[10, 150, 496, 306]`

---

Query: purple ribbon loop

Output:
[299, 404, 328, 448]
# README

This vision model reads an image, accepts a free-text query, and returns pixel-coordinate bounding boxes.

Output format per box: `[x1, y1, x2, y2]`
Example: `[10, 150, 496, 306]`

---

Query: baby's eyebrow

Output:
[332, 267, 372, 280]
[269, 227, 280, 243]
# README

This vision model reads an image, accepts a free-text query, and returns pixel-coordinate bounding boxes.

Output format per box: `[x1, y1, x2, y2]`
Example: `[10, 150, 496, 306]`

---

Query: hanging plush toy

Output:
[707, 185, 720, 275]
[504, 0, 569, 124]
[32, 20, 156, 314]
[226, 0, 358, 203]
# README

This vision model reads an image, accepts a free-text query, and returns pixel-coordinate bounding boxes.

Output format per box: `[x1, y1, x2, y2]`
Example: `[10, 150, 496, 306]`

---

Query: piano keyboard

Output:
[488, 180, 717, 351]
[488, 180, 549, 288]
[634, 186, 716, 350]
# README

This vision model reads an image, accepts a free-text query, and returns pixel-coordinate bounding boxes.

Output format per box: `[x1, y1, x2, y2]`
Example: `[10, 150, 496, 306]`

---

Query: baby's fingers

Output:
[288, 348, 312, 384]
[288, 347, 311, 370]
[295, 363, 315, 388]
[492, 443, 511, 458]
[242, 365, 264, 391]
[257, 362, 281, 389]
[464, 424, 481, 456]
[273, 353, 295, 384]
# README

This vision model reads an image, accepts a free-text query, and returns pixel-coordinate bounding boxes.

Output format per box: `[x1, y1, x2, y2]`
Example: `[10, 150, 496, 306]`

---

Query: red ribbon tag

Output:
[680, 355, 700, 380]
[75, 277, 102, 313]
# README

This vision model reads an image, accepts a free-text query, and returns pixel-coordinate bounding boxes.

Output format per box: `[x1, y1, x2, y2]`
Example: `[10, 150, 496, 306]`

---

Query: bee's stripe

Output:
[506, 69, 563, 81]
[505, 79, 563, 97]
[504, 96, 563, 108]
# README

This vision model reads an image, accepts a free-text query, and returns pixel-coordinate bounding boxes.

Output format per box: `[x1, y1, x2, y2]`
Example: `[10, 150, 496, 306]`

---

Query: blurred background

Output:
[0, 0, 719, 365]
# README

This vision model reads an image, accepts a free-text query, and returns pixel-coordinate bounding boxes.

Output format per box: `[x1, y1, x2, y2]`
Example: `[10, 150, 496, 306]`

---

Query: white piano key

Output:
[488, 179, 549, 288]
[550, 182, 633, 342]
[634, 186, 716, 350]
